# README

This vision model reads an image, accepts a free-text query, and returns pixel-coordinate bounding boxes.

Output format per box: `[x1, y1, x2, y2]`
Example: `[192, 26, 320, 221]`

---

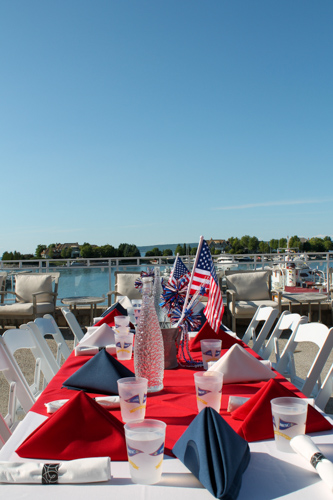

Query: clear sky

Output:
[1, 0, 332, 255]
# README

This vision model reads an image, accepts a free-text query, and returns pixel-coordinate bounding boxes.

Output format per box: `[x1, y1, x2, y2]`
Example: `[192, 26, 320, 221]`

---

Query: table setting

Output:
[1, 248, 333, 499]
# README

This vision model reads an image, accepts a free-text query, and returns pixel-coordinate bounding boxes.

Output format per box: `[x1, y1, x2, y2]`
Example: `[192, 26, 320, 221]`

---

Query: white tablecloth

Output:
[1, 411, 333, 499]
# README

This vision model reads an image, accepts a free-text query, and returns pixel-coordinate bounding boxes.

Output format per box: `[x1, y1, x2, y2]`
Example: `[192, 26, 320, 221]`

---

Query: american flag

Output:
[189, 239, 224, 332]
[168, 256, 191, 286]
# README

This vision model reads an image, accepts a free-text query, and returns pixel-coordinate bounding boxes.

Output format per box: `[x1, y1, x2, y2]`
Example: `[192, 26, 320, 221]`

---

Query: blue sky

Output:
[1, 0, 332, 255]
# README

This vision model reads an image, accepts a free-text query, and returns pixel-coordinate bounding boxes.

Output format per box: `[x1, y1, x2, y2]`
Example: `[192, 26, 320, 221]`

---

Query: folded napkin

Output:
[16, 392, 127, 461]
[290, 435, 333, 492]
[63, 348, 134, 395]
[231, 378, 333, 442]
[190, 321, 241, 352]
[75, 345, 116, 356]
[172, 407, 250, 500]
[94, 305, 135, 329]
[0, 457, 111, 484]
[45, 396, 120, 414]
[208, 344, 276, 384]
[79, 323, 115, 347]
[99, 301, 127, 320]
[118, 296, 136, 311]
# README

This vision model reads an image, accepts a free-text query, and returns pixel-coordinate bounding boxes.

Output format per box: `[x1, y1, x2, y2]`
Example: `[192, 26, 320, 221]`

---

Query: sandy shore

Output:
[1, 326, 332, 424]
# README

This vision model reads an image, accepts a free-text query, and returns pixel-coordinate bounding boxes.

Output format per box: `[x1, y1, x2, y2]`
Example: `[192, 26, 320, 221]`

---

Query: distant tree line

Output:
[1, 242, 141, 260]
[2, 235, 333, 261]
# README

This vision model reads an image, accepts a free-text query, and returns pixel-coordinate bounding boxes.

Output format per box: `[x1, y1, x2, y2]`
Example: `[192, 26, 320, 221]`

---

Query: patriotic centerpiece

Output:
[160, 238, 224, 368]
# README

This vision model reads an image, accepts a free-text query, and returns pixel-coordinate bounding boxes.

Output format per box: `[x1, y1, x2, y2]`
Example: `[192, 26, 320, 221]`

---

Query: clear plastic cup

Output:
[194, 371, 223, 413]
[117, 377, 148, 423]
[114, 315, 130, 328]
[124, 419, 166, 484]
[270, 397, 308, 453]
[114, 331, 134, 361]
[200, 339, 222, 369]
[113, 326, 131, 335]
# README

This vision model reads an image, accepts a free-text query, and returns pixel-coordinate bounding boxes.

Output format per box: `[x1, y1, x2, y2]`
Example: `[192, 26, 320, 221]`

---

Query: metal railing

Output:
[1, 252, 332, 302]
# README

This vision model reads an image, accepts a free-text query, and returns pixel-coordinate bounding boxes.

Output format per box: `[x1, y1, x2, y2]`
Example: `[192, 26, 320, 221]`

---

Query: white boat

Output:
[214, 255, 239, 271]
[271, 254, 326, 291]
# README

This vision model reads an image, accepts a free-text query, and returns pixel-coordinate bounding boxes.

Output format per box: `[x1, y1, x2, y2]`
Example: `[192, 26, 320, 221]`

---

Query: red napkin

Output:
[16, 392, 127, 461]
[94, 309, 123, 327]
[231, 378, 333, 442]
[190, 321, 242, 352]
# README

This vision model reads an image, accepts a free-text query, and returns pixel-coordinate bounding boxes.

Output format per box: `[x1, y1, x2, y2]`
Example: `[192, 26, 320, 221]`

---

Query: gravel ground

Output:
[1, 325, 332, 424]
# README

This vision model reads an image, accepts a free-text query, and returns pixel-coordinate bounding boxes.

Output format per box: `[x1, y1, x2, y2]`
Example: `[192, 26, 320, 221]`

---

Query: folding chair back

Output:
[34, 315, 71, 365]
[315, 363, 333, 412]
[257, 311, 308, 362]
[61, 307, 84, 346]
[0, 336, 35, 429]
[242, 305, 279, 349]
[276, 322, 333, 398]
[3, 326, 58, 396]
[0, 412, 12, 448]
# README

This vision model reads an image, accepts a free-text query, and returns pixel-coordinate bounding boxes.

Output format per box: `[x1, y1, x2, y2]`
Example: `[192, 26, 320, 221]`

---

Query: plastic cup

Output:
[117, 377, 148, 423]
[124, 419, 166, 484]
[114, 331, 134, 361]
[194, 371, 223, 413]
[113, 326, 131, 335]
[114, 315, 130, 328]
[270, 397, 308, 453]
[200, 339, 222, 369]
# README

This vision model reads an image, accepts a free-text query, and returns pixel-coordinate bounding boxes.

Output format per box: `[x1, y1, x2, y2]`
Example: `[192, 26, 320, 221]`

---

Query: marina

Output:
[1, 251, 332, 307]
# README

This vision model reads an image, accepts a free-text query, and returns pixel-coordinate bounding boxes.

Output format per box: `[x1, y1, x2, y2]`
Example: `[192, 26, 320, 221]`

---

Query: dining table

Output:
[61, 295, 106, 324]
[1, 324, 333, 499]
[279, 292, 329, 322]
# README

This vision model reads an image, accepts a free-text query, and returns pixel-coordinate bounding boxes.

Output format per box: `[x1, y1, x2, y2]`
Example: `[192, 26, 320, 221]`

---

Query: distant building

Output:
[207, 239, 229, 253]
[41, 243, 81, 259]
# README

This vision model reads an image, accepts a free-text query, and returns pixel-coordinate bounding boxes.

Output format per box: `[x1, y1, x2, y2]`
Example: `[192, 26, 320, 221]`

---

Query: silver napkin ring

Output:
[42, 464, 60, 484]
[310, 452, 325, 469]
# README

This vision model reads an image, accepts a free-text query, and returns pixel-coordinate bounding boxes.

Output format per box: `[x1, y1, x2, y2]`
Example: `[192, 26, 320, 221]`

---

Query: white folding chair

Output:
[0, 412, 12, 449]
[255, 311, 308, 362]
[0, 336, 35, 430]
[34, 315, 71, 365]
[61, 307, 84, 346]
[241, 305, 279, 350]
[315, 363, 333, 412]
[20, 322, 60, 377]
[3, 326, 58, 396]
[275, 322, 333, 399]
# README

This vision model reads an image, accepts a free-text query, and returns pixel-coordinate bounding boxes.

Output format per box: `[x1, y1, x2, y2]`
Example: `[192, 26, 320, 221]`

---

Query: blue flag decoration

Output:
[278, 419, 297, 431]
[149, 443, 164, 456]
[127, 445, 144, 457]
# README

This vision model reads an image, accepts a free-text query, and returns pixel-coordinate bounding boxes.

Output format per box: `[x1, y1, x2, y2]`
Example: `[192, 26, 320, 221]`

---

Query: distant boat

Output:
[215, 255, 238, 271]
[216, 255, 236, 265]
[270, 256, 327, 291]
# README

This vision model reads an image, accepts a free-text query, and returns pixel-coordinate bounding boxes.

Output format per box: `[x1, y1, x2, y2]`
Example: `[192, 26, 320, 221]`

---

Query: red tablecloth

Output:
[29, 332, 326, 457]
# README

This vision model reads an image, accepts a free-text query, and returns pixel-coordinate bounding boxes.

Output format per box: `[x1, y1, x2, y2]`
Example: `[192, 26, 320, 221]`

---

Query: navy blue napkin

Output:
[62, 348, 134, 395]
[172, 407, 250, 500]
[100, 302, 127, 318]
